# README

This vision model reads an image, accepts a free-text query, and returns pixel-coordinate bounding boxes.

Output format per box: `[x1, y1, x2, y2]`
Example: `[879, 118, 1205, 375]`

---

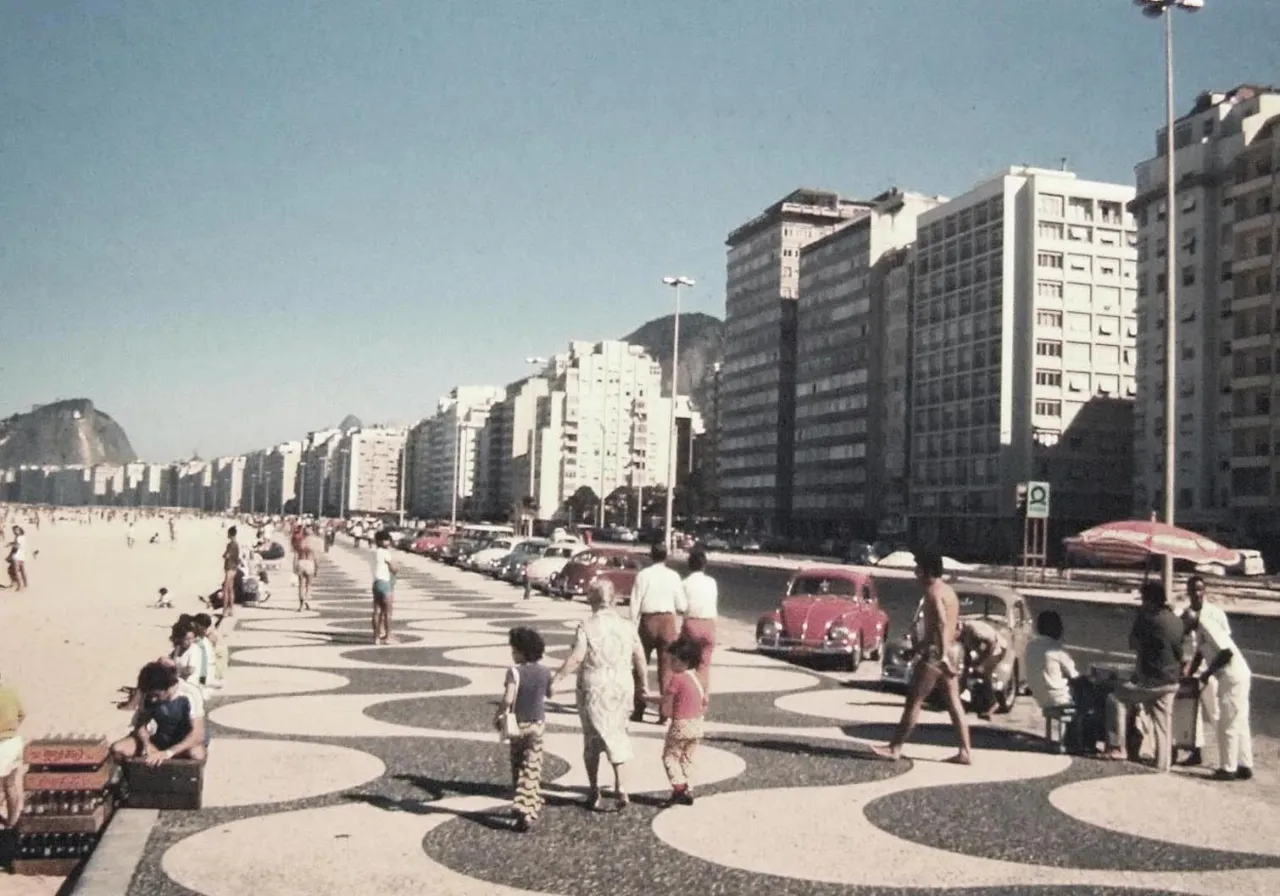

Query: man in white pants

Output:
[1190, 590, 1252, 781]
[1177, 577, 1218, 767]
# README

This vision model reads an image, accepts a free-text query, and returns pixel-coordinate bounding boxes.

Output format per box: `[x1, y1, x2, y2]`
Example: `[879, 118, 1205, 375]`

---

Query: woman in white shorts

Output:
[0, 677, 26, 828]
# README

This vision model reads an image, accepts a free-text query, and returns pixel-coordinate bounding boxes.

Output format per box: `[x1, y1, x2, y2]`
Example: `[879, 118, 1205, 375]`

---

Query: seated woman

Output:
[111, 662, 208, 765]
[1025, 610, 1080, 711]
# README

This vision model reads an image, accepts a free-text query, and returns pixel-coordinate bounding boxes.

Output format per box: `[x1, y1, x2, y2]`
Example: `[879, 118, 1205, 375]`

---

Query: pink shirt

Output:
[667, 670, 707, 720]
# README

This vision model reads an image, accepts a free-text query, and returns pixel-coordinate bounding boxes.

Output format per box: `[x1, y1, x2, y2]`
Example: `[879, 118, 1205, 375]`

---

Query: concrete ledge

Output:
[68, 809, 157, 896]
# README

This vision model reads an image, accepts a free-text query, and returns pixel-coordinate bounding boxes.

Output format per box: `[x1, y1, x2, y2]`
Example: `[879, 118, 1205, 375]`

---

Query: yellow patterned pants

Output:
[662, 717, 704, 787]
[510, 721, 546, 821]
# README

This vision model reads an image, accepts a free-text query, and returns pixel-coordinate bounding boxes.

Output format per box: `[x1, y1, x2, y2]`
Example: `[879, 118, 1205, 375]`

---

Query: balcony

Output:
[1231, 491, 1272, 509]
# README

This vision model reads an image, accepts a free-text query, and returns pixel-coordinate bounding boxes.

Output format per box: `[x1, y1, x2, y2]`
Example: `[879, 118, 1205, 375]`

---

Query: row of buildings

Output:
[715, 84, 1280, 559]
[0, 341, 702, 529]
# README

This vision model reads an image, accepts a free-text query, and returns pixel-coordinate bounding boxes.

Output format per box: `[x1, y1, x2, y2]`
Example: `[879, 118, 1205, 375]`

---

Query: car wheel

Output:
[868, 628, 886, 661]
[997, 661, 1020, 714]
[847, 634, 863, 673]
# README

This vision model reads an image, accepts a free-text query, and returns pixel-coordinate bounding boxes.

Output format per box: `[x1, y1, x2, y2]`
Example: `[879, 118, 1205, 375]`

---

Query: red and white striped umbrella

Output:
[1065, 520, 1238, 567]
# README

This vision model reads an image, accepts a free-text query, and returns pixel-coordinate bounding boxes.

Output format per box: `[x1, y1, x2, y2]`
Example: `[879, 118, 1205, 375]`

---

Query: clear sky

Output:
[1, 0, 1276, 461]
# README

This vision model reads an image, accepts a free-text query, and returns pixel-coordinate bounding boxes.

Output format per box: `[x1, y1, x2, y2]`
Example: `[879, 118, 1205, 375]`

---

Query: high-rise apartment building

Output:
[296, 430, 341, 517]
[475, 376, 550, 522]
[212, 456, 247, 512]
[408, 387, 503, 519]
[1131, 85, 1280, 534]
[336, 428, 406, 516]
[909, 167, 1138, 559]
[262, 443, 302, 515]
[792, 190, 943, 540]
[720, 188, 873, 532]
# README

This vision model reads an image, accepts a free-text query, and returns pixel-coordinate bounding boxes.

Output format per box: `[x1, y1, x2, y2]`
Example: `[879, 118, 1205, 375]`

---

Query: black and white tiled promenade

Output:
[124, 544, 1280, 895]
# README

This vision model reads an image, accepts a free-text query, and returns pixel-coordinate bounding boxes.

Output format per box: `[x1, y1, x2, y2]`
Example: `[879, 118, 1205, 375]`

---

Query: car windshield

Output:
[545, 546, 574, 558]
[789, 575, 857, 596]
[956, 592, 1009, 621]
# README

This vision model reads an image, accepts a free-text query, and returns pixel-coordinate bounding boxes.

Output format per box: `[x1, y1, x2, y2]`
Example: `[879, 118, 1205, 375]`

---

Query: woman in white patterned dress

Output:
[553, 580, 648, 811]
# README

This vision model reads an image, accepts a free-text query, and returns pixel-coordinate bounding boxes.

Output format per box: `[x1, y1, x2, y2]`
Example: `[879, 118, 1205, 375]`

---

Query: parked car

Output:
[463, 537, 526, 572]
[755, 568, 890, 672]
[552, 549, 644, 602]
[879, 584, 1033, 715]
[525, 543, 588, 593]
[498, 539, 550, 583]
[699, 533, 731, 552]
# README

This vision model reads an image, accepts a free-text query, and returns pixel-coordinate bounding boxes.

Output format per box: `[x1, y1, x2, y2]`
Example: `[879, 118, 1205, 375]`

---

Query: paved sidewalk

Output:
[109, 544, 1280, 895]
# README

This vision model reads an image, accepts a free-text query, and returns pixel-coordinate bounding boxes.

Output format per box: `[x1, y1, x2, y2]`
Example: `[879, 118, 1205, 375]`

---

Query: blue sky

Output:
[1, 0, 1276, 461]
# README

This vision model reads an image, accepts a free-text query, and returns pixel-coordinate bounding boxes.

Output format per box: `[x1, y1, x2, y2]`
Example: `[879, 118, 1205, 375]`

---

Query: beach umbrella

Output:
[1064, 519, 1237, 567]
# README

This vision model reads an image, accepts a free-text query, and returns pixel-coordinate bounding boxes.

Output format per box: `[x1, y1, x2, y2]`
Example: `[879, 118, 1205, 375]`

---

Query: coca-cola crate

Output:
[122, 757, 204, 810]
[25, 764, 114, 792]
[18, 800, 112, 835]
[24, 738, 110, 770]
[10, 857, 81, 877]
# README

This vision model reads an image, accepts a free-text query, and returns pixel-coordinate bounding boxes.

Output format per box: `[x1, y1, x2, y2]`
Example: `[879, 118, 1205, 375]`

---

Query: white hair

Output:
[587, 579, 616, 609]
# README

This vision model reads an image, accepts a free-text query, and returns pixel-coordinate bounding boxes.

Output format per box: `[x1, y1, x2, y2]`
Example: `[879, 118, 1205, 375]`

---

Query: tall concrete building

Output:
[720, 188, 873, 532]
[792, 190, 944, 540]
[297, 430, 341, 517]
[335, 428, 405, 516]
[475, 375, 551, 522]
[408, 387, 504, 519]
[1131, 85, 1280, 535]
[908, 167, 1139, 559]
[212, 456, 247, 512]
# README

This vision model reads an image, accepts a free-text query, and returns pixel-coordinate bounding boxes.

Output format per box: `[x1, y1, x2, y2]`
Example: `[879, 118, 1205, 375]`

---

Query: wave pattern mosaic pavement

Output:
[122, 543, 1280, 896]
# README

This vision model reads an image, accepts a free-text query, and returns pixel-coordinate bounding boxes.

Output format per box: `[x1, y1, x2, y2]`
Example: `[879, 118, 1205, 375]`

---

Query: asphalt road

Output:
[702, 561, 1280, 741]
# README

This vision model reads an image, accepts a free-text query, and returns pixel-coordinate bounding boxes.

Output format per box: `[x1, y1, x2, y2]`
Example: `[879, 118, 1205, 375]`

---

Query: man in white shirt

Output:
[630, 543, 684, 723]
[1025, 610, 1079, 711]
[1188, 583, 1253, 781]
[1177, 576, 1218, 767]
[677, 547, 718, 692]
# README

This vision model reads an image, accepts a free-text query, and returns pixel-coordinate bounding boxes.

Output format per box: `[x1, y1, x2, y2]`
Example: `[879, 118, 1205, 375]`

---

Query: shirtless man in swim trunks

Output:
[872, 548, 973, 765]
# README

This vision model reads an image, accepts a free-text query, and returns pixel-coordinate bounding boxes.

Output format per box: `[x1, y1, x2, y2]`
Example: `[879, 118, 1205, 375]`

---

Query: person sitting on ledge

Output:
[111, 662, 208, 766]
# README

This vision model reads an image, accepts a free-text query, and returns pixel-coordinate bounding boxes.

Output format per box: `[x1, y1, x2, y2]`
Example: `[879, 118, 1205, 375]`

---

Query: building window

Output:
[1039, 194, 1065, 217]
[1037, 252, 1063, 269]
[1182, 265, 1196, 286]
[1037, 281, 1064, 299]
[1035, 340, 1063, 357]
[1036, 311, 1063, 328]
[1034, 400, 1062, 417]
[1035, 370, 1062, 387]
[1039, 221, 1064, 240]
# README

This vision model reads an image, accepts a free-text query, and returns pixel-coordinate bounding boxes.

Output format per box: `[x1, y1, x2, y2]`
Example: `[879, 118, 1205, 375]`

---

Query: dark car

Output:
[552, 549, 644, 603]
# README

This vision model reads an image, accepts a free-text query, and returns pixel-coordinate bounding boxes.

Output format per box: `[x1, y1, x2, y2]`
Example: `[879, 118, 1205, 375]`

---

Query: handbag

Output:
[499, 665, 522, 741]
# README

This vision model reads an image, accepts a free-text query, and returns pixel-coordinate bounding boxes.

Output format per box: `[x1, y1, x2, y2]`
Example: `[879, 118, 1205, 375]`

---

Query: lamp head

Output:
[662, 276, 696, 287]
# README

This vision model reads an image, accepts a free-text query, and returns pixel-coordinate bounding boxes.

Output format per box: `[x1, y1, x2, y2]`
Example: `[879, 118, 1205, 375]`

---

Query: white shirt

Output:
[1196, 602, 1248, 677]
[10, 534, 25, 562]
[1025, 635, 1079, 709]
[630, 562, 683, 623]
[678, 571, 718, 619]
[373, 546, 393, 582]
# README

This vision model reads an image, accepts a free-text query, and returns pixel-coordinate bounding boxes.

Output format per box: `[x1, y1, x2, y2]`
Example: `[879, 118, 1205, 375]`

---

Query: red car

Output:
[755, 567, 889, 672]
[551, 548, 644, 603]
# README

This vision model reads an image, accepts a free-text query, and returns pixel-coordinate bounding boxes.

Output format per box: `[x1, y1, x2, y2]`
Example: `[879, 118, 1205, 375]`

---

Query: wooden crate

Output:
[24, 739, 110, 769]
[17, 800, 111, 835]
[122, 758, 204, 810]
[10, 857, 81, 877]
[25, 764, 113, 792]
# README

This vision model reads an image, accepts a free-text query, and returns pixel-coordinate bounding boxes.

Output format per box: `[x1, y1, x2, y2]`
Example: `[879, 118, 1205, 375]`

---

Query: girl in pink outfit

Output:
[659, 638, 707, 806]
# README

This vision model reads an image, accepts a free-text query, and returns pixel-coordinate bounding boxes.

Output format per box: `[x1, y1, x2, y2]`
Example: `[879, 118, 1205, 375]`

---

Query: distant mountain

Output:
[622, 312, 724, 414]
[338, 414, 363, 431]
[0, 399, 138, 468]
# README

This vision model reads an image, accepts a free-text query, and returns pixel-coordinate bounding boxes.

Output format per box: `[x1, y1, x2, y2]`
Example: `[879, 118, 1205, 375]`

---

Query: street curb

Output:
[68, 614, 241, 895]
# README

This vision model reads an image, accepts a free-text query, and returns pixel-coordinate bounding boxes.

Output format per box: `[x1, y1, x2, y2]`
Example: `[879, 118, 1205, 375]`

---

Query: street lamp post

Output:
[1135, 0, 1203, 591]
[525, 357, 547, 536]
[339, 448, 349, 519]
[593, 419, 608, 529]
[397, 442, 406, 528]
[298, 460, 307, 519]
[661, 276, 695, 550]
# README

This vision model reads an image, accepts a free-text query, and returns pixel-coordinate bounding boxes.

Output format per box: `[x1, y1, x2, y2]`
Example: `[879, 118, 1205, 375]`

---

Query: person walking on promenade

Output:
[126, 518, 135, 549]
[6, 526, 28, 591]
[0, 673, 26, 828]
[676, 548, 718, 693]
[168, 517, 176, 542]
[872, 549, 972, 765]
[1185, 582, 1253, 781]
[629, 542, 683, 723]
[1103, 582, 1184, 771]
[660, 638, 708, 806]
[553, 580, 648, 812]
[295, 527, 317, 612]
[371, 530, 399, 645]
[495, 627, 553, 832]
[1178, 576, 1216, 766]
[220, 526, 241, 620]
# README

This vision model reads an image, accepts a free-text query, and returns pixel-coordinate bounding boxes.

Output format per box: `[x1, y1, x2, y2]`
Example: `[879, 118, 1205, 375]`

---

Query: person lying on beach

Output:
[110, 662, 208, 766]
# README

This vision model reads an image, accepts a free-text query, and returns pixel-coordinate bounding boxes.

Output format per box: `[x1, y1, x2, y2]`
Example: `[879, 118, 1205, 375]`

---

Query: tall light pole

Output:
[1135, 0, 1203, 591]
[593, 418, 608, 529]
[661, 276, 695, 550]
[396, 440, 406, 527]
[298, 460, 307, 519]
[525, 357, 546, 536]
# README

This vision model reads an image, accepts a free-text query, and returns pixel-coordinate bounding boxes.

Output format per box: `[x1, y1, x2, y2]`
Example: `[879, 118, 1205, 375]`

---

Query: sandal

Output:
[584, 788, 602, 811]
[615, 792, 630, 811]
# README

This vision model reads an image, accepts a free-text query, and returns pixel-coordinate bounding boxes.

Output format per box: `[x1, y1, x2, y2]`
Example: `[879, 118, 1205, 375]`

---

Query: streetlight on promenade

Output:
[1135, 0, 1203, 590]
[661, 276, 695, 550]
[525, 357, 547, 536]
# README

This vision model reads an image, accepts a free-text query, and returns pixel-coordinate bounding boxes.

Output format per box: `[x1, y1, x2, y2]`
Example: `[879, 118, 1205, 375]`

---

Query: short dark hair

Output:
[914, 548, 944, 580]
[1036, 610, 1064, 640]
[138, 661, 178, 692]
[1139, 582, 1167, 607]
[668, 636, 704, 670]
[375, 530, 392, 546]
[687, 547, 708, 572]
[508, 626, 545, 662]
[228, 526, 237, 537]
[651, 543, 668, 562]
[170, 620, 195, 641]
[193, 613, 213, 630]
[1187, 575, 1206, 590]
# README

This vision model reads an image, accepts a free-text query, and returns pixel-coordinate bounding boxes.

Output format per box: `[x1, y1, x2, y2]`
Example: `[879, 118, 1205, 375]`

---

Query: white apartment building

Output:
[89, 464, 124, 505]
[476, 375, 551, 521]
[295, 430, 341, 517]
[720, 188, 873, 531]
[409, 387, 504, 519]
[212, 456, 247, 512]
[535, 340, 700, 523]
[336, 428, 406, 516]
[909, 167, 1139, 560]
[1131, 85, 1280, 534]
[792, 189, 944, 539]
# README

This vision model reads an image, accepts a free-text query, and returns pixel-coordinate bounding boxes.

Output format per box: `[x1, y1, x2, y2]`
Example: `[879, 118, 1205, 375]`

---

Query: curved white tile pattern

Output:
[203, 739, 385, 807]
[218, 665, 349, 698]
